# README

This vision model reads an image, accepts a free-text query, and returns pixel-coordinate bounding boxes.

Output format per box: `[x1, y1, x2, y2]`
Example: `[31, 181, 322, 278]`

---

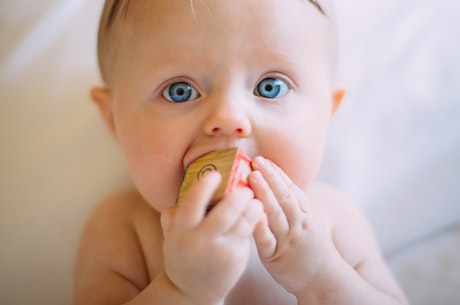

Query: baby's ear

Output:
[331, 83, 346, 118]
[91, 87, 117, 139]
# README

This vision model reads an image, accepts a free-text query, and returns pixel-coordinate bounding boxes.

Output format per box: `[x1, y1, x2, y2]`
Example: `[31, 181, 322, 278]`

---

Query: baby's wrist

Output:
[293, 242, 342, 295]
[293, 245, 351, 303]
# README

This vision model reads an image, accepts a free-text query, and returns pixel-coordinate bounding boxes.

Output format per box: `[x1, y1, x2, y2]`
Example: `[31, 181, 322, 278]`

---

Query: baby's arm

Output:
[73, 189, 188, 305]
[249, 157, 409, 305]
[73, 172, 263, 305]
[73, 189, 154, 305]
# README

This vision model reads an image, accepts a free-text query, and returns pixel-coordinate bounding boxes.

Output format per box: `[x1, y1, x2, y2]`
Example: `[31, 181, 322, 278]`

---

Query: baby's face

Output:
[99, 0, 342, 211]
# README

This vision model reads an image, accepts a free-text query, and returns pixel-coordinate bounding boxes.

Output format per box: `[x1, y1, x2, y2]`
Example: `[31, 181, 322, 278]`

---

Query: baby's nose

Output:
[203, 101, 252, 137]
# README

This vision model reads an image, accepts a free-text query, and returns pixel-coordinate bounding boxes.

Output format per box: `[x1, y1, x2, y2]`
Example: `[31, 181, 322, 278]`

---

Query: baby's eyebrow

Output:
[308, 0, 326, 15]
[106, 0, 132, 29]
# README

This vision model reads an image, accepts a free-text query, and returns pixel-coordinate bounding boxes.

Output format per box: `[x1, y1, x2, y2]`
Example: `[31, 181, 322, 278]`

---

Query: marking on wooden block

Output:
[197, 164, 218, 179]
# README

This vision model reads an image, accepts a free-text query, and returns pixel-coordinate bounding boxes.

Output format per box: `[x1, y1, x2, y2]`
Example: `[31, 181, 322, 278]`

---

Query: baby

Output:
[74, 0, 409, 304]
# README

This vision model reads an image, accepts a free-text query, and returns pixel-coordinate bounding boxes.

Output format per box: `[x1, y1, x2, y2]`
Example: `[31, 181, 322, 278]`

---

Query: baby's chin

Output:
[136, 185, 181, 213]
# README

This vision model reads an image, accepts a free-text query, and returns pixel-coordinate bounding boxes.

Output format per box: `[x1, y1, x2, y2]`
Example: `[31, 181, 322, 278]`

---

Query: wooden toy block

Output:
[177, 147, 252, 205]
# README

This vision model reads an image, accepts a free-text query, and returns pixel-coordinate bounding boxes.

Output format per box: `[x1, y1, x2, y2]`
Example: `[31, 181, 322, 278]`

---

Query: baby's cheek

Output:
[272, 144, 323, 191]
[128, 156, 184, 212]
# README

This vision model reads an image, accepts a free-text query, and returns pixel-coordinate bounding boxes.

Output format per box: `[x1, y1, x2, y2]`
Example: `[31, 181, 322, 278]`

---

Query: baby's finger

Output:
[267, 159, 311, 214]
[248, 169, 289, 238]
[201, 188, 255, 236]
[173, 171, 222, 232]
[253, 214, 277, 259]
[227, 199, 264, 238]
[252, 157, 304, 222]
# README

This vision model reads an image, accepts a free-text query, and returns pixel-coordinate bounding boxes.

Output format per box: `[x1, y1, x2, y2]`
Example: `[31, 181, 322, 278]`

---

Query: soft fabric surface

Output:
[1, 0, 459, 304]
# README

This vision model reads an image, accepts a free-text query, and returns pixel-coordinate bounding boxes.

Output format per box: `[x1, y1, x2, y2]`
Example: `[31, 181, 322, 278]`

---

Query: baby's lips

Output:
[177, 147, 252, 204]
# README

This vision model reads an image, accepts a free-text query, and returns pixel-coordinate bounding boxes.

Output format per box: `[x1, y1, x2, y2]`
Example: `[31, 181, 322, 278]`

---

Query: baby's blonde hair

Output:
[96, 0, 332, 85]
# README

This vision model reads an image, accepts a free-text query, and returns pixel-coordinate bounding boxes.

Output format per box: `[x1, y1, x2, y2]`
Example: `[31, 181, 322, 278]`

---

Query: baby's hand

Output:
[161, 171, 263, 305]
[249, 157, 333, 295]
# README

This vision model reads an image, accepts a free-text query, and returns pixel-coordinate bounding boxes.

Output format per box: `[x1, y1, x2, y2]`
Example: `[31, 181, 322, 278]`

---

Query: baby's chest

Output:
[224, 249, 297, 305]
[225, 282, 297, 305]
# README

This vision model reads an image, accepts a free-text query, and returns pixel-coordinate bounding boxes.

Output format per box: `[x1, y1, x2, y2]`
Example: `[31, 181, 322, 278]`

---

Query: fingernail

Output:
[254, 156, 266, 167]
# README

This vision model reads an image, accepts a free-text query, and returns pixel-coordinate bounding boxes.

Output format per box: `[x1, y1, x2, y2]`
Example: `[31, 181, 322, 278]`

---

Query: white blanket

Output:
[1, 0, 459, 304]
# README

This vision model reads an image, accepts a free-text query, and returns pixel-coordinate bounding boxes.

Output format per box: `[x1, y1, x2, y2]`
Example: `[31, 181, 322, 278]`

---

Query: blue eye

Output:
[255, 77, 289, 99]
[163, 82, 200, 103]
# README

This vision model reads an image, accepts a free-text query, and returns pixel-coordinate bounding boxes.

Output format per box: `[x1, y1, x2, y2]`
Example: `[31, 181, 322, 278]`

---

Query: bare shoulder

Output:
[308, 182, 360, 214]
[74, 187, 163, 304]
[308, 182, 380, 266]
[309, 183, 408, 302]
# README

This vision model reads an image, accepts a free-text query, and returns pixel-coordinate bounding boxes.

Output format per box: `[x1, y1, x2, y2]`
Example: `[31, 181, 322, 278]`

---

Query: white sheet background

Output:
[1, 0, 459, 304]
